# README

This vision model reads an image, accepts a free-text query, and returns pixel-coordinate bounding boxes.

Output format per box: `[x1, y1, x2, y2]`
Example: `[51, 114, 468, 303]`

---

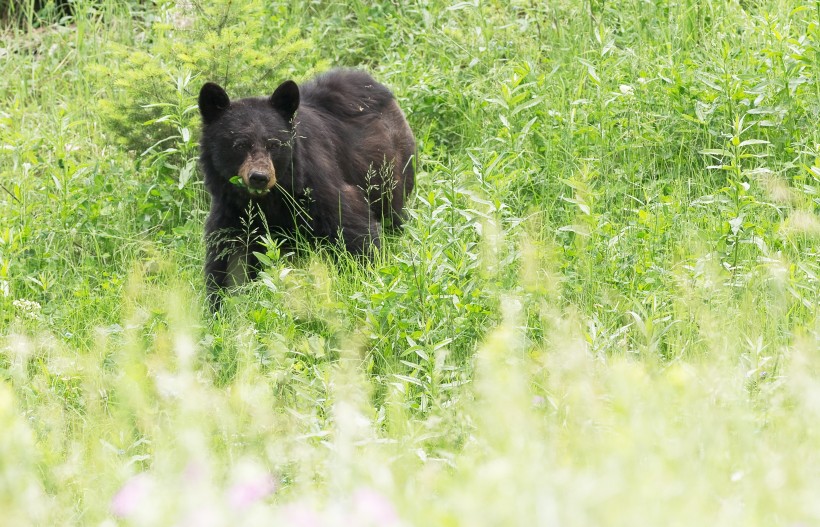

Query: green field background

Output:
[1, 1, 819, 525]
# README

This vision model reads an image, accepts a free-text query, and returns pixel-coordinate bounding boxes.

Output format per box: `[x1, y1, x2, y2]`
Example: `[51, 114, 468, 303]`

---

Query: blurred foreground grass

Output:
[2, 280, 819, 525]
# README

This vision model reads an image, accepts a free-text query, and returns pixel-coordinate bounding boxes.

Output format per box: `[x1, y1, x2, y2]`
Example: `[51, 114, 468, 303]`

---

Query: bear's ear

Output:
[199, 82, 230, 124]
[270, 80, 300, 121]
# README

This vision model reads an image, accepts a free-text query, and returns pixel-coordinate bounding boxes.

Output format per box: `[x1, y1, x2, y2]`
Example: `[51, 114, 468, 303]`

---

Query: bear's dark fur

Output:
[198, 69, 415, 310]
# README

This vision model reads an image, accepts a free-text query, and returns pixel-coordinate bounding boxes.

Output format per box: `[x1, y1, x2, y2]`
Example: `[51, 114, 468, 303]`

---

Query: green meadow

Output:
[1, 0, 819, 524]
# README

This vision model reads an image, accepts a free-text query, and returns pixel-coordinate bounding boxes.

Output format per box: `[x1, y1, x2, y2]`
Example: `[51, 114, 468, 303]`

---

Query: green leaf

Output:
[737, 139, 769, 147]
[700, 149, 733, 157]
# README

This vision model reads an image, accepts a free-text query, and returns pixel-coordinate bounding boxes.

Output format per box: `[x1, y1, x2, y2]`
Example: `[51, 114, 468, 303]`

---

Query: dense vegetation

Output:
[1, 0, 818, 524]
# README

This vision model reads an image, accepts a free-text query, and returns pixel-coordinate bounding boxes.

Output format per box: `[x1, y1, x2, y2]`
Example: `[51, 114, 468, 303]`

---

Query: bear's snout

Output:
[248, 171, 270, 188]
[238, 154, 277, 194]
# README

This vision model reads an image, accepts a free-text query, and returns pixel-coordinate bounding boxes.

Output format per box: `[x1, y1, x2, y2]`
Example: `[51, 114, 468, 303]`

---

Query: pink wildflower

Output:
[111, 473, 153, 518]
[280, 502, 322, 527]
[227, 473, 277, 509]
[353, 487, 400, 525]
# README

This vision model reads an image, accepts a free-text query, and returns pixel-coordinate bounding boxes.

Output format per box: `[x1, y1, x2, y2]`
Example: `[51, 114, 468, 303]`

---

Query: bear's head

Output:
[198, 80, 300, 198]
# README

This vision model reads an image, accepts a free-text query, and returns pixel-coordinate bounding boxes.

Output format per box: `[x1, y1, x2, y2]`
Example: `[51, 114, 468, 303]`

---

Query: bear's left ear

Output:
[199, 82, 230, 124]
[270, 80, 300, 121]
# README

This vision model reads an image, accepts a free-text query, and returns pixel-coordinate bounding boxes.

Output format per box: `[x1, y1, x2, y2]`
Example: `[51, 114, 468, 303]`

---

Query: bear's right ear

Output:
[199, 82, 230, 124]
[269, 80, 300, 121]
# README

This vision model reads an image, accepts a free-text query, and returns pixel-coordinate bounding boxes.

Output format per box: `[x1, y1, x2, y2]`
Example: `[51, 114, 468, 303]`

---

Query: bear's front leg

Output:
[204, 206, 260, 312]
[204, 230, 236, 312]
[206, 242, 258, 312]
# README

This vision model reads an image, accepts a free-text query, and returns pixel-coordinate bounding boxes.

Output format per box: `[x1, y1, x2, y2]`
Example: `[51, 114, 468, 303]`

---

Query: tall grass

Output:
[1, 0, 818, 524]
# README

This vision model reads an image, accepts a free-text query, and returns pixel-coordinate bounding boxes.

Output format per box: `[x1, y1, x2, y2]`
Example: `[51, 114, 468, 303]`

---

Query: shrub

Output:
[93, 0, 326, 155]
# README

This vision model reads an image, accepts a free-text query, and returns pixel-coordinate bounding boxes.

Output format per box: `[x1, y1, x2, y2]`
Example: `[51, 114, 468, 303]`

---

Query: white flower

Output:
[13, 299, 41, 320]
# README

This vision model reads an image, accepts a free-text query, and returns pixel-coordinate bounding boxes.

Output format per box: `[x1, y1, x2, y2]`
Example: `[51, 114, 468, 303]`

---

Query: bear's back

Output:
[299, 69, 396, 119]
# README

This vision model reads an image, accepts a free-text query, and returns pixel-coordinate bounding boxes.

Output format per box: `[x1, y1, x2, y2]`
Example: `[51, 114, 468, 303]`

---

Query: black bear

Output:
[198, 69, 415, 310]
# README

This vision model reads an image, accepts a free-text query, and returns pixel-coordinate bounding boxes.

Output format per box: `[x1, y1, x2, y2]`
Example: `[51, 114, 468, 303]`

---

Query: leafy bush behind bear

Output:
[93, 0, 328, 156]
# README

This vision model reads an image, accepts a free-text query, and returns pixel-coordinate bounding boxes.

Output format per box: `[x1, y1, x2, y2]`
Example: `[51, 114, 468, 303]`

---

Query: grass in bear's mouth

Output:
[230, 175, 269, 197]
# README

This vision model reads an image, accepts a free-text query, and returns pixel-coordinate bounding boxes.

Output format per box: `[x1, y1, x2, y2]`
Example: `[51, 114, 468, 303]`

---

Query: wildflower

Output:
[111, 473, 153, 518]
[353, 487, 400, 526]
[280, 502, 322, 527]
[227, 472, 276, 509]
[13, 299, 41, 320]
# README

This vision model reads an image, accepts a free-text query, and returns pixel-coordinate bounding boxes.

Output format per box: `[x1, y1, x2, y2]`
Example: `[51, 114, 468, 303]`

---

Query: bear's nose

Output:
[248, 172, 269, 188]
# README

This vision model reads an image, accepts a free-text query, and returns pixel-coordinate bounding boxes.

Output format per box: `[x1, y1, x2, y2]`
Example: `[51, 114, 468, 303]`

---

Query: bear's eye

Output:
[266, 138, 282, 150]
[232, 139, 251, 151]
